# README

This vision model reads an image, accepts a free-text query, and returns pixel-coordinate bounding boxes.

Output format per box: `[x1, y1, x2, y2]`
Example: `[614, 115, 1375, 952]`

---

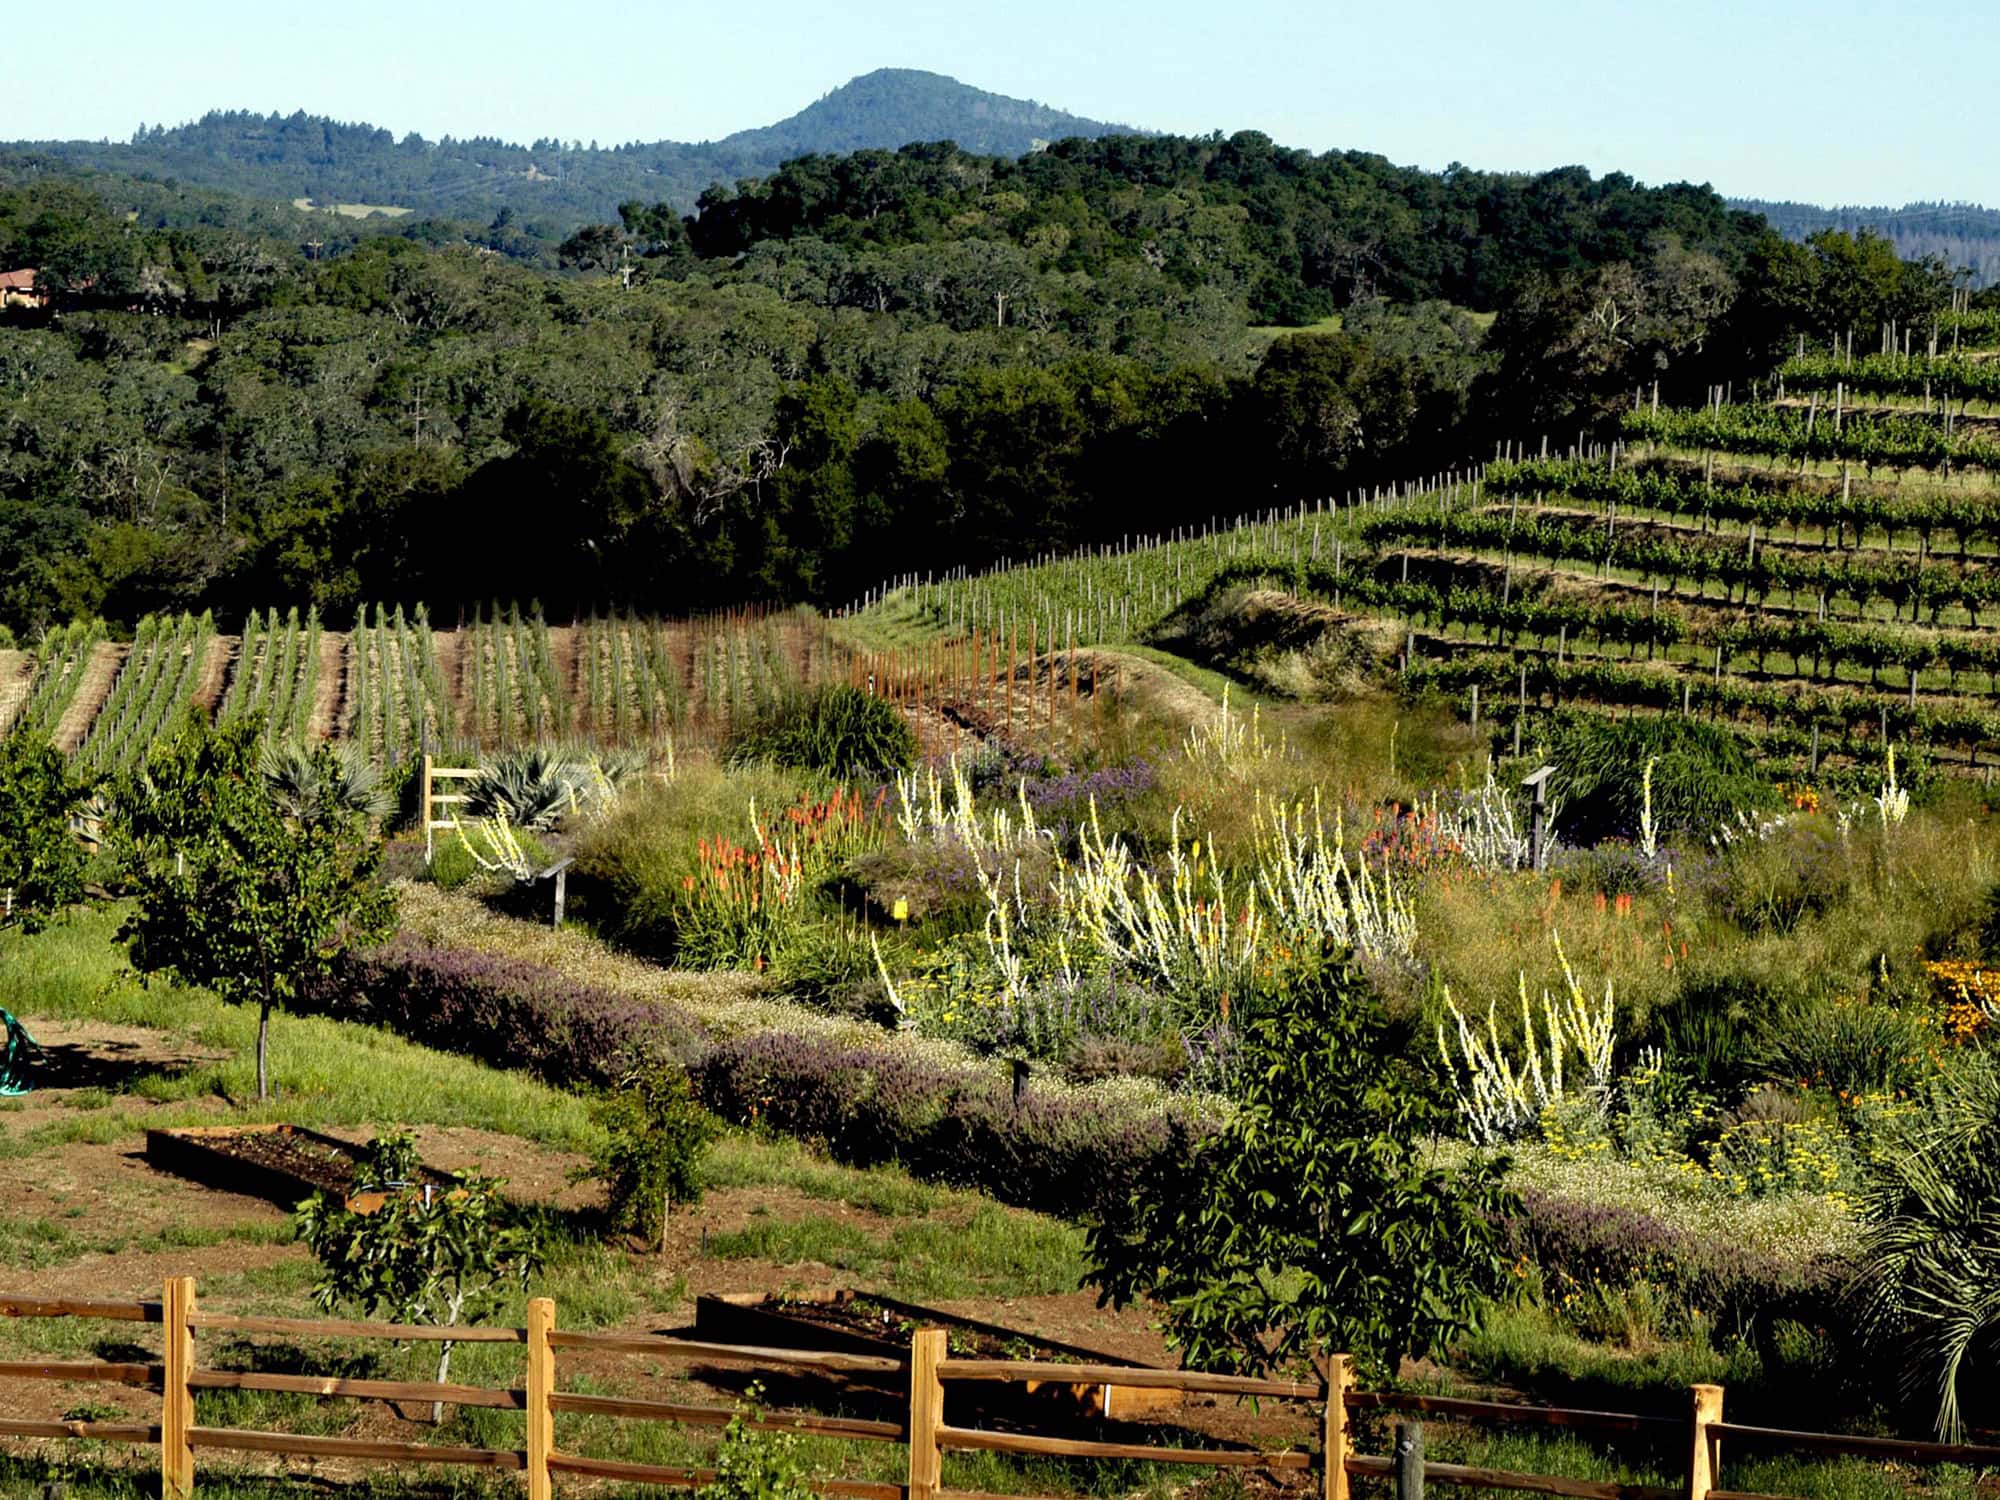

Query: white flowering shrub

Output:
[892, 756, 1054, 858]
[1874, 745, 1909, 830]
[1436, 933, 1617, 1147]
[1427, 766, 1534, 872]
[1180, 685, 1288, 776]
[1253, 791, 1419, 965]
[1054, 804, 1261, 999]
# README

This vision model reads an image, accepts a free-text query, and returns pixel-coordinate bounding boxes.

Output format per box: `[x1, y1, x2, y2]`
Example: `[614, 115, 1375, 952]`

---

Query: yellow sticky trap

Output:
[892, 898, 910, 923]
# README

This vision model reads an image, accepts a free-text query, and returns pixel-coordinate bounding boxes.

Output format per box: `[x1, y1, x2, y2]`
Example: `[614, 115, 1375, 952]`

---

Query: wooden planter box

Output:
[695, 1289, 1182, 1420]
[144, 1124, 446, 1213]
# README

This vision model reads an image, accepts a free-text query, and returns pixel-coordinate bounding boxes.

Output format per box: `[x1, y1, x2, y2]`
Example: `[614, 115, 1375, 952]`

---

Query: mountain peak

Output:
[715, 68, 1137, 159]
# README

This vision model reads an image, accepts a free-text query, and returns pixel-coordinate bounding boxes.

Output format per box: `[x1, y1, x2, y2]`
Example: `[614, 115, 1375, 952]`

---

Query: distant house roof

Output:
[0, 269, 38, 291]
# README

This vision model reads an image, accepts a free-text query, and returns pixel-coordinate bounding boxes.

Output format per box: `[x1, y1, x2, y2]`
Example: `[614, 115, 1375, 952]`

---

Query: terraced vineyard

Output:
[75, 611, 216, 773]
[0, 604, 837, 768]
[852, 324, 2000, 781]
[20, 330, 2000, 787]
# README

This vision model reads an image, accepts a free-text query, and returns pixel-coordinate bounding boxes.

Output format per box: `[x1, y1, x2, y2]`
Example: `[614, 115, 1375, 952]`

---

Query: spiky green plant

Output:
[464, 748, 606, 831]
[726, 684, 916, 779]
[1856, 1052, 2000, 1439]
[259, 740, 393, 823]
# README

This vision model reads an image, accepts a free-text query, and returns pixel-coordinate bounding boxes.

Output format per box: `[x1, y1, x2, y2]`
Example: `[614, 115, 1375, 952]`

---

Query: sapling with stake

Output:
[296, 1132, 542, 1423]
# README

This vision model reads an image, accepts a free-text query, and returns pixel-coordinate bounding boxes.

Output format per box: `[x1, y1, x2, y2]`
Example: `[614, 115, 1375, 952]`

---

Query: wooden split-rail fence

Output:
[3, 1281, 1998, 1499]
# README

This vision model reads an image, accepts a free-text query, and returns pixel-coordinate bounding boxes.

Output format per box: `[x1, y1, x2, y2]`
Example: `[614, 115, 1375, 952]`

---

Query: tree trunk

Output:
[433, 1339, 455, 1426]
[256, 1002, 272, 1102]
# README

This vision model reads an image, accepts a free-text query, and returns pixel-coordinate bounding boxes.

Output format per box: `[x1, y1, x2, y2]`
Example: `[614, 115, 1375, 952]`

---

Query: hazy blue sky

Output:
[3, 0, 1984, 206]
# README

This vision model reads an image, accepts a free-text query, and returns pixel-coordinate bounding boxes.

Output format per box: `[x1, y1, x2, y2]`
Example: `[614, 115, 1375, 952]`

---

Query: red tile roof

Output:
[0, 269, 39, 292]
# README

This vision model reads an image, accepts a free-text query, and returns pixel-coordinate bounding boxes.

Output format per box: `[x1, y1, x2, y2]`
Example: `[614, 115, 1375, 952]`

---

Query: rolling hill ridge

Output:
[3, 69, 1138, 232]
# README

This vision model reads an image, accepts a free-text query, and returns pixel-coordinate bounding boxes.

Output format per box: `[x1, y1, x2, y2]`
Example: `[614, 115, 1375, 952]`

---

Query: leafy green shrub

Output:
[1549, 714, 1774, 845]
[1085, 946, 1512, 1378]
[696, 1385, 815, 1500]
[0, 734, 91, 933]
[295, 1131, 541, 1419]
[580, 1062, 717, 1252]
[119, 716, 397, 1101]
[727, 685, 916, 779]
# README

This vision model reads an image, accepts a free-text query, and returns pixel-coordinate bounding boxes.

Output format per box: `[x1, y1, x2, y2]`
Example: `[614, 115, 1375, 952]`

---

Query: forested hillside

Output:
[1737, 198, 2000, 287]
[0, 129, 1960, 639]
[5, 69, 1132, 235]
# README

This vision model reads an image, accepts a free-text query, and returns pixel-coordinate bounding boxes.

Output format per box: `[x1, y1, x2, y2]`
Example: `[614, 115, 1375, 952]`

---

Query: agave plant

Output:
[464, 748, 625, 831]
[260, 742, 392, 823]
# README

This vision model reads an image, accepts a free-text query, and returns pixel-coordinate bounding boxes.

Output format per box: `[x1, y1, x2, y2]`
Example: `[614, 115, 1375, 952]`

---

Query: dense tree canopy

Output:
[0, 131, 1960, 636]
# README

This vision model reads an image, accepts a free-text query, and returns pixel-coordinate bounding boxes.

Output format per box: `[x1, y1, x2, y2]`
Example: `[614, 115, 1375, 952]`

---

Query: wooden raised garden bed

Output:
[144, 1124, 447, 1213]
[694, 1289, 1182, 1420]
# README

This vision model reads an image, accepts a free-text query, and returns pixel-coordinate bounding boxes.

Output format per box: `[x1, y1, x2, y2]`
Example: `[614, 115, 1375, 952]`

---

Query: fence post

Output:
[1688, 1384, 1724, 1500]
[907, 1328, 947, 1500]
[1319, 1353, 1351, 1500]
[1394, 1421, 1424, 1500]
[421, 752, 435, 864]
[162, 1275, 196, 1500]
[526, 1296, 555, 1500]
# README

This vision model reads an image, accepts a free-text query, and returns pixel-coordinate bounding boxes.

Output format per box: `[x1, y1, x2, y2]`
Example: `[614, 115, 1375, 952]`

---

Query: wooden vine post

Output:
[1319, 1353, 1352, 1500]
[1688, 1383, 1724, 1500]
[525, 1296, 555, 1500]
[161, 1275, 196, 1500]
[907, 1328, 947, 1500]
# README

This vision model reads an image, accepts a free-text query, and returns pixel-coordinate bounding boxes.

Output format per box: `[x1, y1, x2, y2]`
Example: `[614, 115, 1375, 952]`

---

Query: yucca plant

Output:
[465, 748, 605, 831]
[260, 741, 393, 823]
[1856, 1052, 2000, 1440]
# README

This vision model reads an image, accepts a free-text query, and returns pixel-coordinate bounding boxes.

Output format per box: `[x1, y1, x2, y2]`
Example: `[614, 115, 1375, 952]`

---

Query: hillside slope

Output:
[5, 69, 1137, 231]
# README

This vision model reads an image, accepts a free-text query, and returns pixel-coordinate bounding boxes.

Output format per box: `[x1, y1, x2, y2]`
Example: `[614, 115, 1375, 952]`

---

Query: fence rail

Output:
[0, 1280, 1993, 1500]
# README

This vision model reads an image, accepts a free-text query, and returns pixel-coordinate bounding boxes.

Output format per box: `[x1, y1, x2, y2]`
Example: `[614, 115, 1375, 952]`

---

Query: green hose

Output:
[0, 1010, 39, 1096]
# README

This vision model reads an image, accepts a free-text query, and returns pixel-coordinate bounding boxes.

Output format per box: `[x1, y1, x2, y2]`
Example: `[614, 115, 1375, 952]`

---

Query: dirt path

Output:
[550, 624, 584, 735]
[307, 629, 348, 741]
[52, 641, 127, 752]
[0, 649, 32, 735]
[431, 626, 470, 733]
[189, 633, 233, 713]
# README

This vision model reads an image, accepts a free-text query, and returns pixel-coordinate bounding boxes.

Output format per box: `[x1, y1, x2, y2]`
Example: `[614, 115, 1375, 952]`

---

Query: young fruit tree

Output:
[0, 734, 91, 934]
[118, 717, 397, 1101]
[295, 1132, 542, 1422]
[579, 1061, 717, 1253]
[1084, 945, 1515, 1378]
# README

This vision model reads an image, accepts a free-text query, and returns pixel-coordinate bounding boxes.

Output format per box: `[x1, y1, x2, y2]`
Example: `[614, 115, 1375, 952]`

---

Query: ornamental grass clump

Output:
[728, 684, 917, 779]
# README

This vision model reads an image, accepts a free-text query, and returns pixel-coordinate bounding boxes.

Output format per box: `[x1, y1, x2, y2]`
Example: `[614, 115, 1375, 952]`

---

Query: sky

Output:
[2, 0, 1987, 207]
